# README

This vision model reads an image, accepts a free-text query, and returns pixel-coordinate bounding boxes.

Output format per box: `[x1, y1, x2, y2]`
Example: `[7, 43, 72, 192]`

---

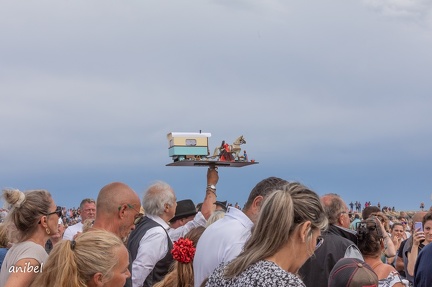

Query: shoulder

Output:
[8, 242, 48, 264]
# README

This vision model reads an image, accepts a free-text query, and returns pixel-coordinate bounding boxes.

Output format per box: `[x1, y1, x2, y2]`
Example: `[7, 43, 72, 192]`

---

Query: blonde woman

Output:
[205, 182, 328, 287]
[0, 188, 61, 287]
[31, 230, 130, 287]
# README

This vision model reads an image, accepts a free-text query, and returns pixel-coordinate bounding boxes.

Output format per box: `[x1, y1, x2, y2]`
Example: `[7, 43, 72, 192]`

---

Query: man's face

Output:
[120, 200, 142, 241]
[80, 202, 96, 222]
[339, 205, 351, 229]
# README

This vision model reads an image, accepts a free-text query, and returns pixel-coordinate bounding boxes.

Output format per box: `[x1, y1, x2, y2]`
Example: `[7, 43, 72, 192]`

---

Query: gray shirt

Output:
[0, 241, 48, 285]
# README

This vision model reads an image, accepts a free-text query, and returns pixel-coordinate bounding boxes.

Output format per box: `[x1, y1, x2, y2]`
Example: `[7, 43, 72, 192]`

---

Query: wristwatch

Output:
[207, 184, 216, 190]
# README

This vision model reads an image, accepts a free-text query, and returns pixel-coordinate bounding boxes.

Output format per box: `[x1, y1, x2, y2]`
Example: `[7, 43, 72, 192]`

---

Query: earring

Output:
[46, 228, 51, 235]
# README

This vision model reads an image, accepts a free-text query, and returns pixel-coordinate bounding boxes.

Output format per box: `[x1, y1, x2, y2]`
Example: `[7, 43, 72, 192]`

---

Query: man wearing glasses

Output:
[63, 198, 96, 240]
[299, 193, 363, 287]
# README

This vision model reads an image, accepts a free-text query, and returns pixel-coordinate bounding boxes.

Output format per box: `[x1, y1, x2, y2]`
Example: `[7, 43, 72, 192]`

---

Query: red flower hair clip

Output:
[171, 237, 196, 264]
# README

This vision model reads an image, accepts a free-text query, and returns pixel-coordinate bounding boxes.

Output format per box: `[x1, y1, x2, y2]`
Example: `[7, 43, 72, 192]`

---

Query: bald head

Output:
[96, 182, 139, 215]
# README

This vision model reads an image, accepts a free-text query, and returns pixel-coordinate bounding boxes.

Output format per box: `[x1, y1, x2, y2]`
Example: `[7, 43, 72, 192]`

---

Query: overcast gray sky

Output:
[1, 0, 432, 211]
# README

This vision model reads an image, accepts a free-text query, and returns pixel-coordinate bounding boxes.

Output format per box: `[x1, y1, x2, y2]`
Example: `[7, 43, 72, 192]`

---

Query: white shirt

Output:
[168, 212, 206, 242]
[63, 222, 83, 241]
[131, 212, 207, 287]
[193, 206, 253, 287]
[132, 215, 170, 287]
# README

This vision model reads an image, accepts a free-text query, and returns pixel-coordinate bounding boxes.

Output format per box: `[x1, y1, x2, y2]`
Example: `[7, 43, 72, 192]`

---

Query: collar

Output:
[146, 214, 170, 230]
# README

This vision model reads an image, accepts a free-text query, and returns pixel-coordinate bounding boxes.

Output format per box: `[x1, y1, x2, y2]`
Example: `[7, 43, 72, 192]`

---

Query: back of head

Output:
[243, 177, 289, 210]
[356, 218, 383, 257]
[2, 188, 52, 242]
[205, 210, 226, 227]
[225, 182, 328, 277]
[156, 226, 206, 287]
[328, 258, 378, 287]
[0, 224, 8, 248]
[321, 193, 347, 225]
[362, 206, 380, 220]
[96, 182, 135, 216]
[31, 230, 124, 287]
[143, 181, 175, 216]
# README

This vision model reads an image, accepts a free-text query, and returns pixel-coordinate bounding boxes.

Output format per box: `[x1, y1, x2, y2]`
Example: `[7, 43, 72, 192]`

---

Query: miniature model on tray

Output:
[166, 132, 255, 167]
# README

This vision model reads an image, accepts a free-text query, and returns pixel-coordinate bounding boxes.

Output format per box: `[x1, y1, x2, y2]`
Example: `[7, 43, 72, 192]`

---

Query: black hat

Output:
[328, 258, 378, 287]
[215, 200, 228, 211]
[170, 199, 197, 223]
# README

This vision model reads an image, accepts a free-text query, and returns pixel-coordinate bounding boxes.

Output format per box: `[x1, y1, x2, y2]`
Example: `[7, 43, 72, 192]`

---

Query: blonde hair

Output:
[31, 230, 124, 287]
[205, 210, 225, 227]
[154, 226, 205, 287]
[0, 224, 8, 248]
[224, 182, 328, 277]
[2, 188, 52, 242]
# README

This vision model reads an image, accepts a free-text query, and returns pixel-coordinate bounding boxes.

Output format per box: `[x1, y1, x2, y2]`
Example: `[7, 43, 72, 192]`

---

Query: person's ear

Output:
[299, 221, 312, 242]
[91, 272, 104, 287]
[40, 215, 48, 228]
[252, 195, 264, 210]
[118, 204, 127, 219]
[337, 214, 344, 226]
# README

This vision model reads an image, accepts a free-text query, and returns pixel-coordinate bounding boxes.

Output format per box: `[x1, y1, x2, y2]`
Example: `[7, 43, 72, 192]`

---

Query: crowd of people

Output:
[0, 169, 431, 287]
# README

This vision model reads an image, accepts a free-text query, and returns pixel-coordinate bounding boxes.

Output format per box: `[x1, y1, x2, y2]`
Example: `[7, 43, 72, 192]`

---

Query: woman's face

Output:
[46, 200, 60, 235]
[297, 228, 322, 271]
[391, 224, 405, 239]
[424, 220, 432, 244]
[103, 245, 131, 287]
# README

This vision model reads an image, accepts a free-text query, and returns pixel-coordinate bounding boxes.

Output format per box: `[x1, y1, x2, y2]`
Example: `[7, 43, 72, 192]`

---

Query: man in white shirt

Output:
[193, 176, 289, 287]
[63, 198, 96, 240]
[126, 167, 218, 287]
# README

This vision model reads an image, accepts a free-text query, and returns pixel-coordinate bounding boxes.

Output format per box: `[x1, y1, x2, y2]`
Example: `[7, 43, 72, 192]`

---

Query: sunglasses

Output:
[315, 236, 324, 250]
[46, 206, 62, 218]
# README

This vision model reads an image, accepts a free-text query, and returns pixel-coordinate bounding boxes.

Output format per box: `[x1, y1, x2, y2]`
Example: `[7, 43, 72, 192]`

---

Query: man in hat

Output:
[169, 199, 198, 229]
[126, 167, 218, 287]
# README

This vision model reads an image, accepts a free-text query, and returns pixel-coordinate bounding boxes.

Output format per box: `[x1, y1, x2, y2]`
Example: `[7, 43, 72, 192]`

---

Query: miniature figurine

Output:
[243, 150, 248, 162]
[212, 135, 246, 161]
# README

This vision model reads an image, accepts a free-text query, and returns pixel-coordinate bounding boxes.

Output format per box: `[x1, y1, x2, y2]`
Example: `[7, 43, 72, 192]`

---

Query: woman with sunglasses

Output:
[0, 188, 61, 287]
[204, 182, 328, 287]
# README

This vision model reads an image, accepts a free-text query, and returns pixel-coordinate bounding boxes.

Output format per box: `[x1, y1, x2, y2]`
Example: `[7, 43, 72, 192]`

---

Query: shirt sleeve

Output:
[62, 226, 75, 241]
[168, 212, 206, 242]
[131, 226, 169, 287]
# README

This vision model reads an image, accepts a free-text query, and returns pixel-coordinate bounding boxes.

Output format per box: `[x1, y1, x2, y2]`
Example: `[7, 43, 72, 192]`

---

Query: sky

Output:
[1, 0, 432, 211]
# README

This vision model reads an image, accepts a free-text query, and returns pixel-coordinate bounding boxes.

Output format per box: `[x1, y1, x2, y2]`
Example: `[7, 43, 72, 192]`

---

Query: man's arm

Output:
[200, 166, 218, 220]
[168, 212, 206, 242]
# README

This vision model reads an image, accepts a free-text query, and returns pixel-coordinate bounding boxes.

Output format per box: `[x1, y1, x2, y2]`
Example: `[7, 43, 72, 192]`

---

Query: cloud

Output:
[363, 0, 432, 22]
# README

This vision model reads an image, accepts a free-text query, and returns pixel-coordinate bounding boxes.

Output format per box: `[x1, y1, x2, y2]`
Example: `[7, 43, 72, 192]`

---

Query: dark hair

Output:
[362, 206, 380, 220]
[422, 211, 432, 226]
[243, 177, 289, 210]
[356, 218, 384, 256]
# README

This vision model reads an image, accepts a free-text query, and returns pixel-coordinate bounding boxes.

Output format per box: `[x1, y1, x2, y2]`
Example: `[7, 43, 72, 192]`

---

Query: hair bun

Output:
[2, 188, 26, 208]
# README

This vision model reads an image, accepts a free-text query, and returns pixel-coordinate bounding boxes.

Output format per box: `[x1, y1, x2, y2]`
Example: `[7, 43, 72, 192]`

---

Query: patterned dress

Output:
[205, 260, 306, 287]
[379, 271, 405, 287]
